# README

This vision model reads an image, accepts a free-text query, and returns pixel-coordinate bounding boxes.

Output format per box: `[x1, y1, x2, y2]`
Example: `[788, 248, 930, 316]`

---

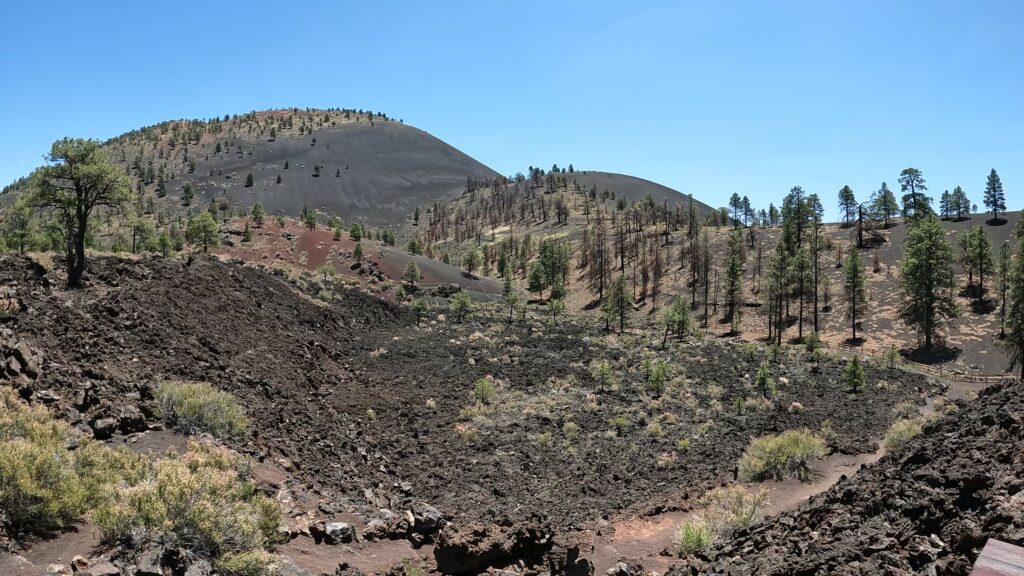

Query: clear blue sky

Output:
[2, 0, 1021, 220]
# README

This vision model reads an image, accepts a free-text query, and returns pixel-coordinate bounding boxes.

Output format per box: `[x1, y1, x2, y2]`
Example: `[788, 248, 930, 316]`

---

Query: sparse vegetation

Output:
[884, 418, 923, 451]
[674, 515, 715, 555]
[0, 389, 143, 533]
[473, 377, 496, 404]
[700, 485, 770, 531]
[738, 429, 827, 481]
[93, 440, 282, 566]
[156, 382, 250, 440]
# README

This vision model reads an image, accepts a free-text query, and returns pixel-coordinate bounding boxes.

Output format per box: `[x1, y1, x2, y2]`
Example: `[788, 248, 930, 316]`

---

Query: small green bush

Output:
[674, 516, 715, 555]
[156, 382, 250, 440]
[738, 429, 826, 481]
[648, 361, 668, 396]
[93, 440, 281, 559]
[892, 401, 920, 420]
[473, 378, 496, 404]
[215, 549, 279, 576]
[534, 432, 553, 448]
[608, 414, 630, 435]
[844, 356, 865, 392]
[701, 485, 770, 531]
[0, 389, 145, 533]
[562, 421, 580, 441]
[883, 418, 922, 452]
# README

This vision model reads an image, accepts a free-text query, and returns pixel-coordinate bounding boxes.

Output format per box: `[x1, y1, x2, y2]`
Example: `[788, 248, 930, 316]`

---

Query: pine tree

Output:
[838, 185, 857, 226]
[411, 299, 427, 327]
[527, 261, 546, 299]
[602, 275, 632, 333]
[870, 182, 899, 227]
[898, 168, 931, 220]
[402, 259, 421, 284]
[899, 215, 959, 349]
[353, 242, 363, 262]
[983, 168, 1006, 223]
[449, 291, 471, 323]
[251, 202, 266, 227]
[186, 212, 220, 253]
[463, 249, 481, 276]
[791, 247, 813, 339]
[724, 230, 744, 333]
[661, 295, 692, 346]
[971, 226, 993, 301]
[996, 242, 1012, 338]
[28, 139, 132, 287]
[729, 192, 742, 226]
[502, 267, 519, 323]
[755, 363, 775, 399]
[245, 173, 254, 187]
[181, 182, 194, 206]
[242, 221, 252, 242]
[1007, 238, 1024, 378]
[844, 356, 865, 392]
[158, 230, 172, 257]
[843, 246, 868, 341]
[939, 191, 952, 219]
[952, 186, 969, 219]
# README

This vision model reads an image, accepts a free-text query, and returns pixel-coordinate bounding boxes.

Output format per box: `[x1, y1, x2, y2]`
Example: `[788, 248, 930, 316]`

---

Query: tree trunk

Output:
[68, 216, 88, 288]
[852, 299, 857, 341]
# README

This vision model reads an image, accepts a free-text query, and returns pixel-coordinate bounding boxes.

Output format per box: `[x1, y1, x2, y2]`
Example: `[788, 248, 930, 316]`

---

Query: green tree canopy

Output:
[26, 138, 132, 287]
[186, 212, 220, 253]
[899, 215, 958, 348]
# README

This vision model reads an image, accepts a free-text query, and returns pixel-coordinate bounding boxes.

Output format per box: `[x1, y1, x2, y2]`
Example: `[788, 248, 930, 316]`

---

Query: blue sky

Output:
[1, 0, 1021, 220]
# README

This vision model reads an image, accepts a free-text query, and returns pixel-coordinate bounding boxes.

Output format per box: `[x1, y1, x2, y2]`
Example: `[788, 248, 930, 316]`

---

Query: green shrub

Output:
[562, 422, 580, 441]
[883, 419, 922, 452]
[892, 401, 920, 420]
[754, 363, 775, 399]
[804, 331, 821, 353]
[608, 414, 630, 435]
[156, 382, 250, 440]
[674, 516, 715, 555]
[215, 550, 279, 576]
[648, 361, 668, 396]
[473, 378, 496, 404]
[0, 389, 138, 533]
[701, 485, 770, 531]
[533, 432, 553, 448]
[738, 429, 826, 481]
[93, 440, 281, 559]
[844, 356, 865, 392]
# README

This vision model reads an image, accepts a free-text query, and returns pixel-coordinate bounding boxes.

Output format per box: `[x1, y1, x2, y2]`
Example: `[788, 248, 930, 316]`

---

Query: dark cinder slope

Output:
[183, 122, 497, 225]
[566, 171, 718, 217]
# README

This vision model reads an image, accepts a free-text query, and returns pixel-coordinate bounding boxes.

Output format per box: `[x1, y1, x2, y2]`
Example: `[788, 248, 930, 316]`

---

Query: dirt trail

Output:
[591, 444, 887, 574]
[280, 537, 433, 575]
[596, 380, 985, 575]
